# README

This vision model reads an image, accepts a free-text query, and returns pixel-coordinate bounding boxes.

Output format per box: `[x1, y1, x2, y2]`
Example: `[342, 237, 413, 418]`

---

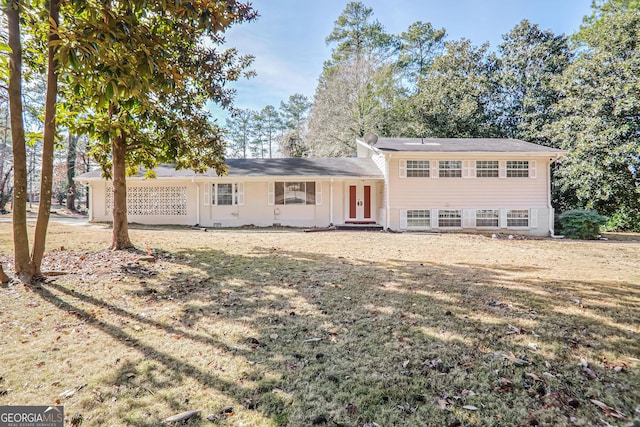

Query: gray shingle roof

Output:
[372, 137, 564, 153]
[76, 158, 384, 180]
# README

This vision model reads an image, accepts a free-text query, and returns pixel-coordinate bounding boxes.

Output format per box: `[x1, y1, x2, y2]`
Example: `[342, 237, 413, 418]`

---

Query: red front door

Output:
[349, 184, 371, 220]
[349, 186, 357, 219]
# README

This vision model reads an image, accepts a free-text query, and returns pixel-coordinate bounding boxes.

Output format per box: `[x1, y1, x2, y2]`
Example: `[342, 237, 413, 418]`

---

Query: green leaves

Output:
[547, 2, 640, 228]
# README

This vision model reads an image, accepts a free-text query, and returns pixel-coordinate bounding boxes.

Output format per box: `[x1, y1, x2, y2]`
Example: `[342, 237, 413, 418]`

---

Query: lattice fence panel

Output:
[105, 186, 187, 216]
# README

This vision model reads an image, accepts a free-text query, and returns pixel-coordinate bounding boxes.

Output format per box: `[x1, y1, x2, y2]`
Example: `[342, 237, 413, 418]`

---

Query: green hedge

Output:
[559, 209, 607, 240]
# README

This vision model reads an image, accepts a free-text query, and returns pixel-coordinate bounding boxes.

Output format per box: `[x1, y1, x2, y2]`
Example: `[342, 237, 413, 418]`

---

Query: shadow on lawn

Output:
[32, 243, 640, 426]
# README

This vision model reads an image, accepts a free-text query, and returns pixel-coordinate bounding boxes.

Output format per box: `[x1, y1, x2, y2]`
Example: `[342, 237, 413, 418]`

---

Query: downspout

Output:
[195, 180, 200, 226]
[330, 178, 334, 225]
[385, 155, 390, 231]
[548, 154, 561, 237]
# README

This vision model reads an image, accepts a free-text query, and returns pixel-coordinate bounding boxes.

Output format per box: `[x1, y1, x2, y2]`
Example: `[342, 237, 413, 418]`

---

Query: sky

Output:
[212, 0, 593, 122]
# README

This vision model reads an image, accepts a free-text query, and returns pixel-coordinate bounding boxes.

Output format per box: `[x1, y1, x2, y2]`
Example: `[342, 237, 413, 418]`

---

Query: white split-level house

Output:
[76, 137, 565, 236]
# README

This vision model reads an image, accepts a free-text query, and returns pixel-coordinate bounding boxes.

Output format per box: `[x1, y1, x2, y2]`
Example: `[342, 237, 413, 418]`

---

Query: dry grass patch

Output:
[0, 223, 639, 426]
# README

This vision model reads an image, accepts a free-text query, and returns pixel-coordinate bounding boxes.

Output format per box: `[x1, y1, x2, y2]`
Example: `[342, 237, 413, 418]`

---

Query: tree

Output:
[65, 132, 78, 210]
[3, 0, 35, 281]
[0, 98, 12, 213]
[494, 20, 571, 145]
[225, 109, 253, 158]
[257, 105, 280, 158]
[307, 3, 399, 155]
[30, 0, 60, 275]
[325, 1, 395, 65]
[408, 39, 496, 138]
[278, 93, 311, 157]
[397, 20, 446, 85]
[59, 1, 257, 249]
[546, 1, 640, 228]
[307, 58, 399, 156]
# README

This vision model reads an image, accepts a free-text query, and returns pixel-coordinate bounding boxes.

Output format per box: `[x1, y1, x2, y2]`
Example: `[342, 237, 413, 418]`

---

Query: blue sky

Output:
[213, 0, 593, 121]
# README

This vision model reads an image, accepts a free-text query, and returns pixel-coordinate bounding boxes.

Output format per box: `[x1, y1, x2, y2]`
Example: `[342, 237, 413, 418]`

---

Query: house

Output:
[76, 137, 564, 236]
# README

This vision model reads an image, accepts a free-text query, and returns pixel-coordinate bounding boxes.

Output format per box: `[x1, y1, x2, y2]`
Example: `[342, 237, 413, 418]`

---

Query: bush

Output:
[604, 206, 640, 232]
[559, 209, 607, 239]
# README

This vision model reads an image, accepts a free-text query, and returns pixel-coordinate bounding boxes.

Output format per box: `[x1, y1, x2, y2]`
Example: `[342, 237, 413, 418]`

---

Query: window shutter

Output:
[315, 181, 322, 205]
[236, 182, 245, 206]
[462, 161, 472, 178]
[529, 160, 537, 179]
[430, 160, 438, 179]
[267, 182, 275, 206]
[500, 209, 507, 228]
[203, 184, 210, 207]
[463, 209, 476, 228]
[399, 209, 408, 229]
[399, 160, 406, 178]
[499, 161, 507, 179]
[430, 209, 439, 228]
[530, 209, 538, 228]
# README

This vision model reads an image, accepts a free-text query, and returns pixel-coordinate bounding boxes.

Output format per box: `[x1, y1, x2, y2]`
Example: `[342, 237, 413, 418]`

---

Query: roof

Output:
[76, 157, 384, 180]
[370, 137, 565, 153]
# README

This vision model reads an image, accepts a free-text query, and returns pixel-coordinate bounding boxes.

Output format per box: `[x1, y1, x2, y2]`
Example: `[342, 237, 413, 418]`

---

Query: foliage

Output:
[605, 205, 640, 231]
[324, 1, 396, 65]
[559, 209, 608, 239]
[307, 58, 399, 156]
[546, 1, 640, 222]
[225, 109, 253, 159]
[397, 20, 446, 84]
[494, 20, 571, 145]
[307, 2, 400, 156]
[409, 39, 496, 138]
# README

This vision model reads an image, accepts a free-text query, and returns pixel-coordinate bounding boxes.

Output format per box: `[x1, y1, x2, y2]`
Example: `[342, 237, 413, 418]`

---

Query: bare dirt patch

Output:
[1, 223, 639, 426]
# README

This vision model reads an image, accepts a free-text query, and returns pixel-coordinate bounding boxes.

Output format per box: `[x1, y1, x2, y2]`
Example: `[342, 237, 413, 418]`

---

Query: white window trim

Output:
[401, 160, 431, 178]
[402, 209, 432, 230]
[438, 160, 463, 178]
[437, 209, 463, 228]
[476, 160, 499, 178]
[207, 183, 243, 206]
[268, 181, 322, 206]
[506, 208, 531, 229]
[475, 209, 500, 229]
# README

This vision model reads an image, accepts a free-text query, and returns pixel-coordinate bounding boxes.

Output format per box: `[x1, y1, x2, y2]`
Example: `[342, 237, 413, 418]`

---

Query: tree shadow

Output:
[30, 242, 640, 426]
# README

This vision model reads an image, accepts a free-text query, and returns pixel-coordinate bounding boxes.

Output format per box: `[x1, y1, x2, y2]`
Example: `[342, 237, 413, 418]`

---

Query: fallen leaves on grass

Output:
[495, 352, 531, 366]
[590, 399, 626, 419]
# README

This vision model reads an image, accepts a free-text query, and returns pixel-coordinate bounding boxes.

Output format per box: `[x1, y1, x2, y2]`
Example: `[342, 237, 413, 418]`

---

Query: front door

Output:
[348, 183, 372, 221]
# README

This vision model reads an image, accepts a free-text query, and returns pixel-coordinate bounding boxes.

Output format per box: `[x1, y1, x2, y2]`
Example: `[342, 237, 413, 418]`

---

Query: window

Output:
[507, 209, 529, 227]
[206, 183, 243, 206]
[407, 210, 430, 227]
[507, 161, 529, 178]
[439, 161, 462, 177]
[275, 182, 316, 205]
[476, 209, 499, 227]
[438, 210, 462, 227]
[406, 160, 430, 177]
[215, 183, 234, 205]
[476, 161, 499, 177]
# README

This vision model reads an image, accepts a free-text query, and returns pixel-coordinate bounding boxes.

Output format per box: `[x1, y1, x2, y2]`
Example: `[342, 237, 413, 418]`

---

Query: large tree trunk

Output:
[65, 133, 78, 211]
[110, 129, 133, 250]
[6, 0, 35, 282]
[31, 0, 61, 276]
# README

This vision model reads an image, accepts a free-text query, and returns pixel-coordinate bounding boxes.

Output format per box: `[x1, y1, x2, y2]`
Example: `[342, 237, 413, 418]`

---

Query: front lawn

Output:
[1, 223, 638, 426]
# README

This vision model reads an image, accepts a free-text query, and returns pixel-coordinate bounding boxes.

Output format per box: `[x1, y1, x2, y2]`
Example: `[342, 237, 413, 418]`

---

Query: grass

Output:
[0, 222, 639, 426]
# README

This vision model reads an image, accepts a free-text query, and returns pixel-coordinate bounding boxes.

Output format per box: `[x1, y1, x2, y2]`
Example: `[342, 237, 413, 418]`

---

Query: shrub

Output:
[604, 206, 640, 232]
[559, 209, 608, 239]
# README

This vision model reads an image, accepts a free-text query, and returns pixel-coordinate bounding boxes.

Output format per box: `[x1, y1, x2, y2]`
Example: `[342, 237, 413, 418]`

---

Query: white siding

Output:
[387, 154, 553, 236]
